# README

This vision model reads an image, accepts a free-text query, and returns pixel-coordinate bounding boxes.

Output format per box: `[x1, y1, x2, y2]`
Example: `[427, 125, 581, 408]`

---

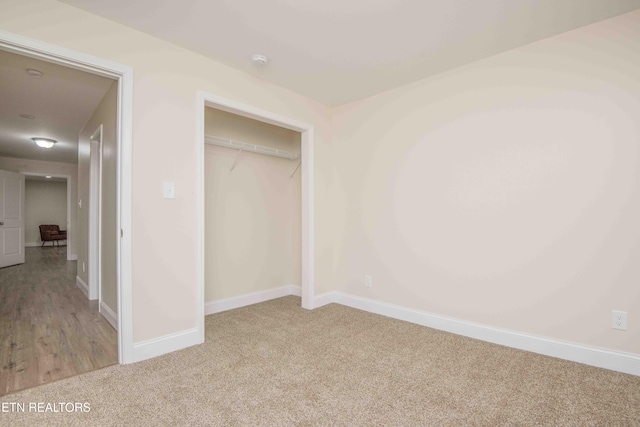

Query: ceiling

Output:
[2, 1, 638, 166]
[0, 49, 114, 164]
[59, 0, 640, 106]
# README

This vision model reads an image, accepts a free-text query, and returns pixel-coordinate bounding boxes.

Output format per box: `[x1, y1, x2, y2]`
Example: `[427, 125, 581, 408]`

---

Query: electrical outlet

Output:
[364, 275, 372, 288]
[612, 310, 627, 331]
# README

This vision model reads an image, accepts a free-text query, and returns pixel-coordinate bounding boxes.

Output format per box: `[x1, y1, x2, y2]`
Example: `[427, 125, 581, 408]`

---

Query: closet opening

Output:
[205, 108, 301, 307]
[197, 92, 315, 339]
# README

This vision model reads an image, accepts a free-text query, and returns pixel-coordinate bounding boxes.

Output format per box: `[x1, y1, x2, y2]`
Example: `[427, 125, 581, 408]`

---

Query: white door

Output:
[0, 169, 25, 268]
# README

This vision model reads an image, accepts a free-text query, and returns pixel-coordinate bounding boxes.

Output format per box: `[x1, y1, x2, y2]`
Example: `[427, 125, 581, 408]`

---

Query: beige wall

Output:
[0, 0, 333, 343]
[0, 157, 77, 258]
[204, 108, 301, 301]
[332, 10, 640, 355]
[78, 80, 118, 313]
[24, 180, 67, 245]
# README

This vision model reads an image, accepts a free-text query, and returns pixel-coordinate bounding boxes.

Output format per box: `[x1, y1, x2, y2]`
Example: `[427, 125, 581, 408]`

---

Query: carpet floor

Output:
[1, 296, 639, 426]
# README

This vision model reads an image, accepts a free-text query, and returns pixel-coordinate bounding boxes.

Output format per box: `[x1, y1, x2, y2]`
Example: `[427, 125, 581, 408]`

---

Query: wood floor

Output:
[0, 247, 117, 396]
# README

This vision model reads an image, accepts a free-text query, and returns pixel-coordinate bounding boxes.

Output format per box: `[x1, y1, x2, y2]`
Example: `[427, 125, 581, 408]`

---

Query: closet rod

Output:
[205, 135, 300, 161]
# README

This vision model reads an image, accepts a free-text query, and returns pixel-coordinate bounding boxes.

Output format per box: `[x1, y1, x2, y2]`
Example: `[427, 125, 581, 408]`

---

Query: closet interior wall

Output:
[204, 108, 302, 303]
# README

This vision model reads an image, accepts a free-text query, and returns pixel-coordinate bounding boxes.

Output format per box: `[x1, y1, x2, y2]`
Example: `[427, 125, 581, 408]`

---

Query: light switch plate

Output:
[163, 182, 175, 199]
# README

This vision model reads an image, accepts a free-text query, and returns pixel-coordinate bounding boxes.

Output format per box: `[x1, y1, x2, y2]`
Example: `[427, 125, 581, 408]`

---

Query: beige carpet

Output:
[1, 296, 638, 426]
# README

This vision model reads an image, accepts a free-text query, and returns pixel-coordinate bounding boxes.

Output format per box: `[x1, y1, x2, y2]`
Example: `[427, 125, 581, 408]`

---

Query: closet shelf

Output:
[205, 135, 300, 161]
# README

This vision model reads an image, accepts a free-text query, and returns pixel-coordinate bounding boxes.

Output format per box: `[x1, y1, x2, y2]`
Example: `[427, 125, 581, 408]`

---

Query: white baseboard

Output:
[317, 292, 640, 376]
[100, 301, 118, 331]
[290, 285, 302, 297]
[151, 287, 638, 375]
[27, 242, 67, 247]
[205, 285, 301, 315]
[131, 285, 299, 363]
[27, 242, 74, 260]
[133, 327, 202, 363]
[75, 276, 89, 298]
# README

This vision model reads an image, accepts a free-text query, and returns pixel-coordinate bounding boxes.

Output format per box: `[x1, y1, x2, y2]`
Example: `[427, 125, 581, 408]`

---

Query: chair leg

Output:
[41, 241, 45, 247]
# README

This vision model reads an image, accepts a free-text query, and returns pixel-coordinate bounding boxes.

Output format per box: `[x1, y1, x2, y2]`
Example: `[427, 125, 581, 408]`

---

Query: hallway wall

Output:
[78, 80, 118, 315]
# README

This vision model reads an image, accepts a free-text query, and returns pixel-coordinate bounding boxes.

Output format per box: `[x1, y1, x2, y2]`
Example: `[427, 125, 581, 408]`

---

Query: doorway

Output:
[22, 172, 71, 259]
[0, 31, 134, 363]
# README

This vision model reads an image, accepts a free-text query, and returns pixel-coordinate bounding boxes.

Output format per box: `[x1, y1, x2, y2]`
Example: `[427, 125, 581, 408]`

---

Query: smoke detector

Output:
[251, 54, 268, 66]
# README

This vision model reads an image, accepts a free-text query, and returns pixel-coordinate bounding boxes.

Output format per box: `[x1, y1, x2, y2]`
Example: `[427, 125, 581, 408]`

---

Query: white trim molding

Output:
[88, 125, 103, 305]
[318, 292, 640, 377]
[100, 301, 118, 331]
[205, 285, 301, 315]
[133, 328, 201, 363]
[134, 285, 302, 365]
[27, 242, 68, 248]
[76, 276, 89, 299]
[200, 287, 640, 375]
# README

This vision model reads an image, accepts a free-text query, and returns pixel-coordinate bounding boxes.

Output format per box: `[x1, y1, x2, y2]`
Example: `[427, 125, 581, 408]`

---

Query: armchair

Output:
[39, 224, 67, 247]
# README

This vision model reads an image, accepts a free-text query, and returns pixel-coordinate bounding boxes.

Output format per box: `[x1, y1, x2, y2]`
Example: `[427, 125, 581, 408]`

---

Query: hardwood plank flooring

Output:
[0, 247, 117, 396]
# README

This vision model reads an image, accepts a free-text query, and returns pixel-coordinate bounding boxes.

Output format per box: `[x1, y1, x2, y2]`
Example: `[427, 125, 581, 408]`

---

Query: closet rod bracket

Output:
[290, 160, 301, 178]
[230, 147, 243, 172]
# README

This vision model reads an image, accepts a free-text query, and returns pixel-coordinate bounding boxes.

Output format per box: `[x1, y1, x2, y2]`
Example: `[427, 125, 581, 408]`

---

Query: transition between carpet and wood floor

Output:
[1, 295, 639, 426]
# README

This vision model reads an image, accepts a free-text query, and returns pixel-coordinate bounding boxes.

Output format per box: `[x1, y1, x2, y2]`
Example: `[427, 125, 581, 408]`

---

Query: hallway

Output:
[0, 247, 117, 396]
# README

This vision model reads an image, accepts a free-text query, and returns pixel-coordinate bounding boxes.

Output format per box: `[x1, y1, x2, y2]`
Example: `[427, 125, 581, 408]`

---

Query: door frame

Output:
[89, 126, 103, 302]
[0, 30, 134, 364]
[196, 91, 315, 343]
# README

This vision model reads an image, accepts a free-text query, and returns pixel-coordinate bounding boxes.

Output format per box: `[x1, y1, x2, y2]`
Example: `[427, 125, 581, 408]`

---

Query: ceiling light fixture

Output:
[251, 54, 268, 66]
[45, 176, 52, 179]
[26, 68, 43, 77]
[19, 114, 36, 119]
[32, 137, 57, 148]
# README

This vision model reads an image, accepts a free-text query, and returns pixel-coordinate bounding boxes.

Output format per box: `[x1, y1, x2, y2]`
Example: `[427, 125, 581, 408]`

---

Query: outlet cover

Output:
[612, 310, 627, 331]
[364, 275, 372, 288]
